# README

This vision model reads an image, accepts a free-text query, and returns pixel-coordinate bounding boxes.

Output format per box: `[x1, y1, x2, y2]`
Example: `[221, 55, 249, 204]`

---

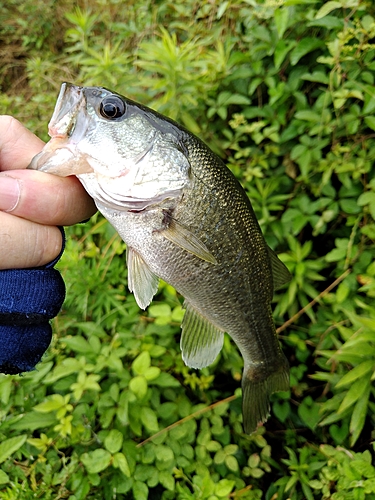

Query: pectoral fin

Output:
[181, 301, 224, 369]
[126, 247, 159, 309]
[267, 247, 292, 291]
[161, 220, 217, 265]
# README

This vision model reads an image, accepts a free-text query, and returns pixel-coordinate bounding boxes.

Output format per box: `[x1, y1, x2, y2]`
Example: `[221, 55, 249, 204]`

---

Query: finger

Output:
[0, 115, 44, 170]
[0, 169, 97, 225]
[0, 212, 63, 269]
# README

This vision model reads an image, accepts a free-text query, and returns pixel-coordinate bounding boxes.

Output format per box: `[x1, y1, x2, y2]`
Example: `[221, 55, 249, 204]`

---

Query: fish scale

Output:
[29, 82, 291, 433]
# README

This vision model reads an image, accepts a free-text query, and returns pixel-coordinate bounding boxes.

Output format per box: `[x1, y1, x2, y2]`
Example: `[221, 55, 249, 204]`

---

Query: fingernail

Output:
[0, 175, 21, 212]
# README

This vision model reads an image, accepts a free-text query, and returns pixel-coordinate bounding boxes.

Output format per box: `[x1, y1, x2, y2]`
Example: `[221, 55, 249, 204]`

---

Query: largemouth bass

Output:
[29, 83, 291, 433]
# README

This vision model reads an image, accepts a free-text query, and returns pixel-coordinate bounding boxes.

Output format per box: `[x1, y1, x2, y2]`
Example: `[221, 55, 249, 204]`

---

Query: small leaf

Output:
[338, 378, 370, 414]
[104, 429, 123, 454]
[295, 110, 321, 122]
[150, 372, 180, 388]
[364, 116, 375, 131]
[132, 351, 151, 375]
[315, 1, 342, 19]
[274, 7, 289, 39]
[335, 360, 374, 388]
[215, 478, 235, 497]
[81, 449, 112, 474]
[129, 376, 148, 399]
[350, 384, 371, 446]
[148, 304, 171, 318]
[298, 399, 321, 430]
[140, 407, 159, 432]
[0, 435, 27, 464]
[273, 400, 290, 422]
[113, 452, 131, 477]
[290, 38, 324, 66]
[225, 454, 239, 472]
[0, 470, 9, 485]
[159, 470, 175, 491]
[61, 336, 94, 354]
[10, 412, 57, 431]
[133, 481, 149, 500]
[34, 395, 66, 413]
[224, 93, 251, 106]
[155, 445, 174, 464]
[144, 366, 161, 381]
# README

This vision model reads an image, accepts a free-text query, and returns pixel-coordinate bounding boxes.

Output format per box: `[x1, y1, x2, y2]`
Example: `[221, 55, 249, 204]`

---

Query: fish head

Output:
[29, 83, 190, 210]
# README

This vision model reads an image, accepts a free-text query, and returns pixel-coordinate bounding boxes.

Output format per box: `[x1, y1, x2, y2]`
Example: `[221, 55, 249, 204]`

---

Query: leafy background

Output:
[1, 0, 375, 498]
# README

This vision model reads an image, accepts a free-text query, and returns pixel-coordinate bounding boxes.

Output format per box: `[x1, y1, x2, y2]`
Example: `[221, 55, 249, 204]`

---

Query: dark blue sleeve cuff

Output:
[0, 227, 66, 374]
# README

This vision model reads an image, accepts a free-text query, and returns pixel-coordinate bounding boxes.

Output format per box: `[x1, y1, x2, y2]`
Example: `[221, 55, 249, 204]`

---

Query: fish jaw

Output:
[28, 83, 94, 176]
[28, 137, 93, 176]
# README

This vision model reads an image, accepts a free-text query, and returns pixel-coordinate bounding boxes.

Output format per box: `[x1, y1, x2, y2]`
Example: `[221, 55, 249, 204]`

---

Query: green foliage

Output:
[1, 0, 375, 498]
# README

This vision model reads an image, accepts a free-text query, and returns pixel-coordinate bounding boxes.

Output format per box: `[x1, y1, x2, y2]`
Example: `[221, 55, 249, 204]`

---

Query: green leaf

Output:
[315, 1, 342, 19]
[298, 399, 321, 430]
[338, 378, 370, 414]
[159, 470, 175, 491]
[113, 452, 131, 477]
[0, 377, 12, 405]
[0, 470, 9, 485]
[295, 110, 321, 122]
[61, 336, 94, 354]
[274, 7, 289, 39]
[144, 366, 161, 381]
[364, 116, 375, 131]
[151, 372, 180, 388]
[215, 478, 235, 497]
[10, 412, 57, 431]
[223, 93, 251, 106]
[290, 38, 324, 65]
[273, 400, 290, 422]
[81, 449, 112, 474]
[140, 407, 159, 432]
[336, 360, 374, 388]
[33, 395, 66, 413]
[132, 351, 151, 375]
[0, 435, 27, 464]
[148, 304, 171, 318]
[350, 384, 371, 446]
[104, 429, 123, 454]
[155, 445, 174, 465]
[43, 358, 82, 384]
[129, 375, 148, 399]
[225, 455, 239, 472]
[133, 480, 149, 500]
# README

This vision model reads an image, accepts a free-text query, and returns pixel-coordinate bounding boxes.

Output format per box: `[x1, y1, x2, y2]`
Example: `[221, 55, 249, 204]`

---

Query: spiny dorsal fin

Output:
[161, 220, 218, 265]
[126, 247, 159, 309]
[267, 247, 291, 291]
[181, 301, 224, 369]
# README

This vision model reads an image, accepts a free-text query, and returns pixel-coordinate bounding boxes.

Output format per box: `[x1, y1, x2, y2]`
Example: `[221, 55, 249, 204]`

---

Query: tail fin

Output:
[242, 361, 289, 434]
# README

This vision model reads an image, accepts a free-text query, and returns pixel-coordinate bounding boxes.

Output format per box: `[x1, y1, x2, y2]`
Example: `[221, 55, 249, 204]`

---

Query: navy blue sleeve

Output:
[0, 228, 66, 374]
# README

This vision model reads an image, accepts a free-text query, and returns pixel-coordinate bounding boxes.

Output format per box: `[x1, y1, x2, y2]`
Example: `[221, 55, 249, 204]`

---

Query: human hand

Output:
[0, 115, 96, 269]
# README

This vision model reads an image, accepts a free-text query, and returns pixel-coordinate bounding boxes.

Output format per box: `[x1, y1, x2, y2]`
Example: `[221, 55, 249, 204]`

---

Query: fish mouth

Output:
[28, 83, 93, 175]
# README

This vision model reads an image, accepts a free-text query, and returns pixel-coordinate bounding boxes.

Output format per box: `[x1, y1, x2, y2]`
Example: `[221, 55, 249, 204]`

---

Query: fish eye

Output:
[99, 96, 126, 120]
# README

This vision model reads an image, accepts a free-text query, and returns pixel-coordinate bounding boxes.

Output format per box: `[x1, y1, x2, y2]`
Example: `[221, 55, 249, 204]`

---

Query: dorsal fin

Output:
[126, 247, 159, 309]
[181, 301, 224, 369]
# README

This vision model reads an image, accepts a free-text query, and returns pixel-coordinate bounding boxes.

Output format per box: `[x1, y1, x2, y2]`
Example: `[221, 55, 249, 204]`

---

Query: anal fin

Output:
[181, 301, 224, 369]
[267, 247, 292, 291]
[126, 247, 159, 309]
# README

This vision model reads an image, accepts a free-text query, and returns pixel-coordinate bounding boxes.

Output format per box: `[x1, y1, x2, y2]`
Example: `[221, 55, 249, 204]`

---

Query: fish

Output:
[29, 82, 291, 433]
